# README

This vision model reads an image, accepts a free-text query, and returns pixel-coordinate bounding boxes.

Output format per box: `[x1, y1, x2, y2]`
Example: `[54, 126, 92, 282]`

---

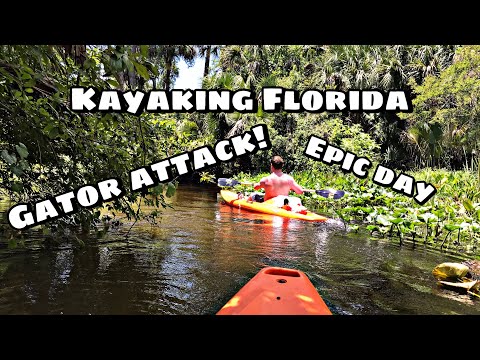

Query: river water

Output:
[0, 185, 478, 315]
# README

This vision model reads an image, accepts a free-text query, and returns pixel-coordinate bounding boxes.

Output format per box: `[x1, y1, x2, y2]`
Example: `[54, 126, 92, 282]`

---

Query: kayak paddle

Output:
[217, 178, 345, 199]
[305, 189, 346, 199]
[217, 178, 254, 187]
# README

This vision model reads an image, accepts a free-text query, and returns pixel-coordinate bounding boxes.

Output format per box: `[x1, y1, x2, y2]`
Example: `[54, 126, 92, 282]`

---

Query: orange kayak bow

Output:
[217, 267, 332, 315]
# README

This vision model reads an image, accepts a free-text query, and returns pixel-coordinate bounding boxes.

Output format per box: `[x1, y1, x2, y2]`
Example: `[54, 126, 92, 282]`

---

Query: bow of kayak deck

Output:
[220, 190, 327, 222]
[217, 267, 332, 315]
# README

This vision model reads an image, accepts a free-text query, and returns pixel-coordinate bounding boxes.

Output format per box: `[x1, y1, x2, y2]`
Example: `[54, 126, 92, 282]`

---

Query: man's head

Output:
[270, 155, 284, 171]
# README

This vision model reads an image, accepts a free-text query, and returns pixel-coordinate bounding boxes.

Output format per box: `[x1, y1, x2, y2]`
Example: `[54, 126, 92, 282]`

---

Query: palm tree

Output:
[153, 45, 197, 90]
[198, 45, 221, 79]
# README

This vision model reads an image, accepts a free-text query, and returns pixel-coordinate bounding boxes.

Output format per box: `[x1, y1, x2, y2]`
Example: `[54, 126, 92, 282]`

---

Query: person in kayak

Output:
[252, 156, 308, 214]
[253, 156, 304, 201]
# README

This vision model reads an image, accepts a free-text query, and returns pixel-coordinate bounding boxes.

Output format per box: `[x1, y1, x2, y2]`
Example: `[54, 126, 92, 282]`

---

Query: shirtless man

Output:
[253, 155, 303, 201]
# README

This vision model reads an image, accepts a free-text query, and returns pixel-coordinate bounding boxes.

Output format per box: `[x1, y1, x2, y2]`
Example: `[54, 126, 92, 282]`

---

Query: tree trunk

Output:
[203, 46, 211, 78]
[128, 45, 138, 89]
[63, 45, 87, 66]
[165, 56, 172, 90]
[115, 71, 126, 91]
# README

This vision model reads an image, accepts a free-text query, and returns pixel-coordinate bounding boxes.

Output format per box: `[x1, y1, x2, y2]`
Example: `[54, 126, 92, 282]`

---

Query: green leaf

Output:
[133, 61, 150, 80]
[15, 143, 28, 159]
[112, 58, 123, 70]
[140, 45, 149, 57]
[165, 182, 176, 198]
[11, 182, 23, 192]
[11, 165, 24, 176]
[376, 215, 392, 226]
[418, 213, 437, 223]
[360, 206, 374, 214]
[257, 103, 264, 117]
[48, 127, 59, 139]
[83, 58, 95, 69]
[145, 61, 159, 76]
[124, 58, 134, 72]
[444, 223, 460, 232]
[1, 150, 17, 165]
[366, 224, 379, 232]
[19, 159, 30, 171]
[25, 88, 34, 93]
[392, 209, 405, 217]
[21, 72, 32, 80]
[39, 107, 49, 117]
[107, 79, 120, 88]
[151, 184, 163, 196]
[463, 198, 475, 213]
[24, 80, 36, 87]
[8, 239, 17, 249]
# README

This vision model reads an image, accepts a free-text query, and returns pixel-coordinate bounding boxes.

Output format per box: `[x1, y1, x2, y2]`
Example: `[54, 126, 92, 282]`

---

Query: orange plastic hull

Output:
[217, 267, 332, 315]
[220, 190, 327, 222]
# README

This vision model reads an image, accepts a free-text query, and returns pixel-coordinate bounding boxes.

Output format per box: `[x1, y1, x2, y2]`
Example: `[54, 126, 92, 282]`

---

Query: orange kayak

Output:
[220, 190, 327, 222]
[217, 267, 332, 315]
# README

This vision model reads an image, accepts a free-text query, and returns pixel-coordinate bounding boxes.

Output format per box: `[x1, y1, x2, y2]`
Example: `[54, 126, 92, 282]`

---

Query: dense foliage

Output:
[0, 45, 200, 235]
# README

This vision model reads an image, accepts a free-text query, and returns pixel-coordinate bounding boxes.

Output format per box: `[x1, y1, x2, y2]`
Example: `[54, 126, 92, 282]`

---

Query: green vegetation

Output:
[1, 45, 479, 258]
[234, 168, 480, 257]
[0, 45, 200, 236]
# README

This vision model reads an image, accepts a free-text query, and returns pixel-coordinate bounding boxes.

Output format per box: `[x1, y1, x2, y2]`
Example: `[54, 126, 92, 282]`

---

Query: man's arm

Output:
[290, 177, 303, 194]
[254, 177, 266, 190]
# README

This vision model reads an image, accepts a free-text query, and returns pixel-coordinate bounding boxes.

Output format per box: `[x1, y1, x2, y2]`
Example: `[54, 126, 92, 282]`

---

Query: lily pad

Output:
[443, 224, 460, 232]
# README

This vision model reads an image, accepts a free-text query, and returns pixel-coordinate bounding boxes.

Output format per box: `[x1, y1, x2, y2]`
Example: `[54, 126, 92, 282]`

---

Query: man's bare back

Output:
[254, 171, 303, 201]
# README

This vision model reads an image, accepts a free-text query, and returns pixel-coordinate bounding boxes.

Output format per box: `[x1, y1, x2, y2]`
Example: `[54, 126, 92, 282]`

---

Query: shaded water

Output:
[0, 185, 479, 314]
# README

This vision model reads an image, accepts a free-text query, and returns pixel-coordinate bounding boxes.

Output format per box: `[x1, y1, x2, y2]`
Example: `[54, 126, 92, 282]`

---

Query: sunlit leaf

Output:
[463, 198, 475, 214]
[107, 79, 120, 88]
[418, 213, 437, 223]
[439, 280, 478, 291]
[133, 61, 150, 80]
[444, 224, 460, 232]
[432, 262, 469, 280]
[377, 215, 392, 226]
